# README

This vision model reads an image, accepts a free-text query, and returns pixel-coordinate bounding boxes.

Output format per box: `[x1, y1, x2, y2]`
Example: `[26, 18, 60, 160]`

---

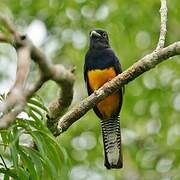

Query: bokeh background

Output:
[0, 0, 180, 179]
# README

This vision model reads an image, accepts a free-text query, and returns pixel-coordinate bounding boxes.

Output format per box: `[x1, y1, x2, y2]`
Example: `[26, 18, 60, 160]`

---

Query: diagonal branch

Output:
[55, 41, 180, 136]
[156, 0, 168, 50]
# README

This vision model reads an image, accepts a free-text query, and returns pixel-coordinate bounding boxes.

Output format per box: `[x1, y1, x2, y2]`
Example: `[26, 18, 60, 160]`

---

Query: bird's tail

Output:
[101, 117, 123, 169]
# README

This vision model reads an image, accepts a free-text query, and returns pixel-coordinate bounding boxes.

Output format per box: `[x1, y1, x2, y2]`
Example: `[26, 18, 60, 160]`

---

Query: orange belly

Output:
[87, 67, 120, 119]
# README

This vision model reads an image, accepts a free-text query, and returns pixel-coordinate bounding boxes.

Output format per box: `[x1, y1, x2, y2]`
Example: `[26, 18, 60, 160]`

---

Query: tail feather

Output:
[101, 118, 123, 169]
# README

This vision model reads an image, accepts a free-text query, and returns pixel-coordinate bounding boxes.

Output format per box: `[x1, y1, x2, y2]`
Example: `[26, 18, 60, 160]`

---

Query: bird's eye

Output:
[102, 32, 106, 38]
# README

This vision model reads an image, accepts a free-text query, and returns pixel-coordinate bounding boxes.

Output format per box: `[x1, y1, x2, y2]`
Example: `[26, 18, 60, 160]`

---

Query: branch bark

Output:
[47, 65, 75, 133]
[0, 45, 31, 114]
[156, 0, 168, 50]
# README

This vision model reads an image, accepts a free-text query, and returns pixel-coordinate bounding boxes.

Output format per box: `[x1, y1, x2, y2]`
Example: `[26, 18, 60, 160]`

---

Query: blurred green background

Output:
[0, 0, 180, 179]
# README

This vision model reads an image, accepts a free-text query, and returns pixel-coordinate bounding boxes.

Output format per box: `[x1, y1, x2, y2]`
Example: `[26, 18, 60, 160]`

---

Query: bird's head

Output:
[89, 29, 110, 50]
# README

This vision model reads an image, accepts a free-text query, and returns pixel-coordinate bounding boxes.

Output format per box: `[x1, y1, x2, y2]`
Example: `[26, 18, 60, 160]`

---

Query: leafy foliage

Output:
[0, 95, 67, 180]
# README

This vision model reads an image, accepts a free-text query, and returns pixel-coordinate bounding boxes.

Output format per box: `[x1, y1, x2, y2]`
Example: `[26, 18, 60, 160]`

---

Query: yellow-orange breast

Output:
[87, 67, 120, 119]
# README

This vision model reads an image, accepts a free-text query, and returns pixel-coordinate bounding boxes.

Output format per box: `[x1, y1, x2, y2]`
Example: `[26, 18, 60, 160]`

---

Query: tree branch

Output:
[55, 41, 180, 136]
[47, 65, 75, 133]
[0, 16, 75, 129]
[156, 0, 168, 50]
[0, 45, 31, 114]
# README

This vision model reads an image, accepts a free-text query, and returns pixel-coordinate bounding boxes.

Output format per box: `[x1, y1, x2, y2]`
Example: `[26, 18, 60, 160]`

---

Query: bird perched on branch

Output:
[84, 29, 124, 169]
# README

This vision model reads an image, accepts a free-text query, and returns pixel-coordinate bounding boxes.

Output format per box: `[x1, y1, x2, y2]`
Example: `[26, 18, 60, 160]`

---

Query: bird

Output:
[84, 29, 124, 169]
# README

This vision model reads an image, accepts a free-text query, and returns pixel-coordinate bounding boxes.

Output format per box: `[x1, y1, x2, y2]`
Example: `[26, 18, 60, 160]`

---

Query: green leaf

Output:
[16, 167, 29, 180]
[18, 147, 39, 180]
[9, 132, 19, 170]
[29, 110, 49, 132]
[0, 131, 9, 150]
[30, 131, 61, 178]
[4, 174, 9, 180]
[22, 146, 56, 180]
[21, 146, 44, 178]
[0, 93, 65, 179]
[0, 168, 18, 178]
[28, 105, 44, 119]
[28, 98, 48, 113]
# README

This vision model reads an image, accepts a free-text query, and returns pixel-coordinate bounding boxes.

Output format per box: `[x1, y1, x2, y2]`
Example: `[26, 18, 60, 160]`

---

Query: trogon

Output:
[84, 29, 124, 169]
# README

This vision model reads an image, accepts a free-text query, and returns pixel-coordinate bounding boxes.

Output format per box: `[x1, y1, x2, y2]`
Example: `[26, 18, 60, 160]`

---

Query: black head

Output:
[89, 29, 110, 50]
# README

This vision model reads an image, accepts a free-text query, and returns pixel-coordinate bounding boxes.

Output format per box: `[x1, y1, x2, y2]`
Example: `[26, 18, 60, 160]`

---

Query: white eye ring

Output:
[102, 32, 106, 38]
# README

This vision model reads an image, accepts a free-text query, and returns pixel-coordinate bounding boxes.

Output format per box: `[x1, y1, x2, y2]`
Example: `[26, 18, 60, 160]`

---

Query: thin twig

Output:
[156, 0, 168, 50]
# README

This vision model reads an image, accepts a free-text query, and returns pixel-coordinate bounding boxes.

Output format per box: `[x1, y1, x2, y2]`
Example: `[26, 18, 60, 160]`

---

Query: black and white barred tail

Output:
[101, 117, 122, 169]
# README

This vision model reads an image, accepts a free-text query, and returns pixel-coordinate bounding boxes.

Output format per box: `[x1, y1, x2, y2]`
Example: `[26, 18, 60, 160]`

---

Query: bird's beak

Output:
[90, 30, 101, 38]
